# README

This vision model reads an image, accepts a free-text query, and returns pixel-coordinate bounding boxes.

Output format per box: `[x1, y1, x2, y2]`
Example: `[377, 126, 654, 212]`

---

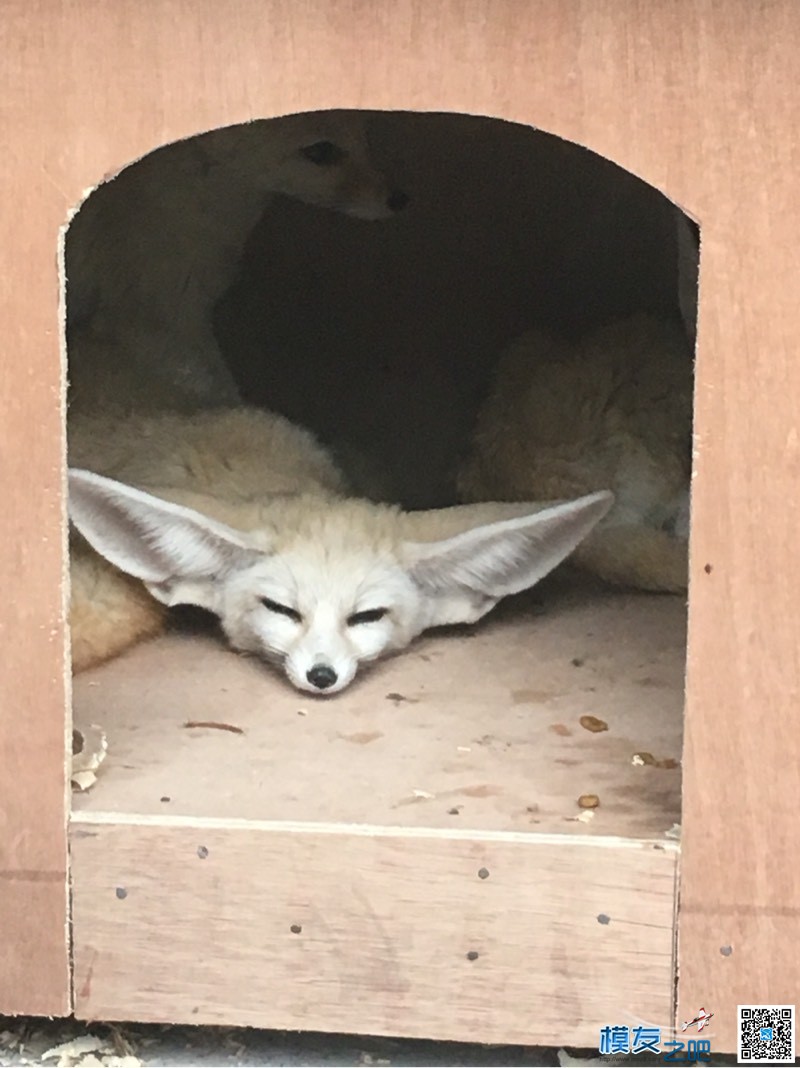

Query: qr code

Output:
[738, 1004, 795, 1063]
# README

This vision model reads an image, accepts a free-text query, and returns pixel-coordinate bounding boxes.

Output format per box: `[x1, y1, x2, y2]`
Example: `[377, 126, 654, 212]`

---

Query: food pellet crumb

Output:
[578, 794, 600, 809]
[579, 715, 608, 733]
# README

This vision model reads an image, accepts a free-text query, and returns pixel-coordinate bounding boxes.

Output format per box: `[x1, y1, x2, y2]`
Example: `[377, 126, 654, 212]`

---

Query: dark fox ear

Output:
[68, 468, 259, 609]
[399, 492, 613, 627]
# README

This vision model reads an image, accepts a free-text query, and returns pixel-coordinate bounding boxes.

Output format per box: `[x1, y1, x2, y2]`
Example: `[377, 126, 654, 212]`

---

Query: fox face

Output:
[68, 470, 612, 694]
[260, 112, 408, 221]
[207, 541, 429, 693]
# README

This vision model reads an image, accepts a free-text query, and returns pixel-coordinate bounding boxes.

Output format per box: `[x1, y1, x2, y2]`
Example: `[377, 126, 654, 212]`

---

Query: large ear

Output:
[400, 491, 613, 627]
[68, 469, 259, 610]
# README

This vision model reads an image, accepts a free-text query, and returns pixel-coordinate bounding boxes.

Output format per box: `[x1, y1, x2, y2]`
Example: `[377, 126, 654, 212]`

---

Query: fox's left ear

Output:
[400, 491, 613, 627]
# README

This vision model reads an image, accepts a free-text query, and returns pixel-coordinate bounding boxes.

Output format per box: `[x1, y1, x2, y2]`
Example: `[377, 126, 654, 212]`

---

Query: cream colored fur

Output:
[458, 314, 693, 593]
[68, 407, 612, 692]
[66, 110, 405, 414]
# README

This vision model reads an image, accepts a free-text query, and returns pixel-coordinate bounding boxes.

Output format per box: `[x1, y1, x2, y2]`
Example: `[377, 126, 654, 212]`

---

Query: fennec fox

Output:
[68, 407, 612, 694]
[66, 110, 408, 414]
[458, 314, 693, 593]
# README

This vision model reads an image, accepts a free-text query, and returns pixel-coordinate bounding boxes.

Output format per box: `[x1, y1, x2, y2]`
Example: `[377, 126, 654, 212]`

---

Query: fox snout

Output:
[305, 662, 338, 690]
[285, 651, 359, 695]
[336, 184, 409, 221]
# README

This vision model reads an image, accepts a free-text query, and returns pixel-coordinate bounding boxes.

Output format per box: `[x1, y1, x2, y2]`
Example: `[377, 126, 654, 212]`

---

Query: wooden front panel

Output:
[71, 817, 678, 1046]
[3, 0, 799, 1045]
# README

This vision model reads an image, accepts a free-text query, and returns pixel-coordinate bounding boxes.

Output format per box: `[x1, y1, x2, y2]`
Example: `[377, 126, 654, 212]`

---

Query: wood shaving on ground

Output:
[41, 1034, 105, 1062]
[71, 724, 108, 791]
[61, 1058, 139, 1068]
[0, 1021, 143, 1068]
[41, 1034, 140, 1068]
[665, 822, 682, 839]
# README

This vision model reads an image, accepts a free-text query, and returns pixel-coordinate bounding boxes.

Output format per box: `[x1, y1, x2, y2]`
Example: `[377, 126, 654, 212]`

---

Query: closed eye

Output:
[347, 608, 388, 626]
[261, 597, 302, 623]
[300, 140, 346, 166]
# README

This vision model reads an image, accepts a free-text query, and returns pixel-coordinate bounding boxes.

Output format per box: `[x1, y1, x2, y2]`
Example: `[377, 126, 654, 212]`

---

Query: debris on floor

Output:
[579, 715, 608, 733]
[41, 1034, 140, 1068]
[565, 808, 595, 824]
[182, 720, 244, 734]
[1, 1026, 140, 1068]
[557, 1050, 607, 1067]
[71, 724, 108, 792]
[0, 1018, 739, 1067]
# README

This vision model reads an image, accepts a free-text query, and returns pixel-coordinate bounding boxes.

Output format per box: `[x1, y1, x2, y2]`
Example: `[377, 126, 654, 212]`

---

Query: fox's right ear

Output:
[68, 469, 259, 610]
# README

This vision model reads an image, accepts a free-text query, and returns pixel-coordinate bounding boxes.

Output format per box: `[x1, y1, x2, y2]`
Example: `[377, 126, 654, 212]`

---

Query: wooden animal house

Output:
[2, 1, 798, 1055]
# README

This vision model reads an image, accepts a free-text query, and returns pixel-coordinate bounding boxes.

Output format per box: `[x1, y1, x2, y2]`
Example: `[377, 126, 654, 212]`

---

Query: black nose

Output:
[306, 664, 338, 690]
[386, 189, 409, 212]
